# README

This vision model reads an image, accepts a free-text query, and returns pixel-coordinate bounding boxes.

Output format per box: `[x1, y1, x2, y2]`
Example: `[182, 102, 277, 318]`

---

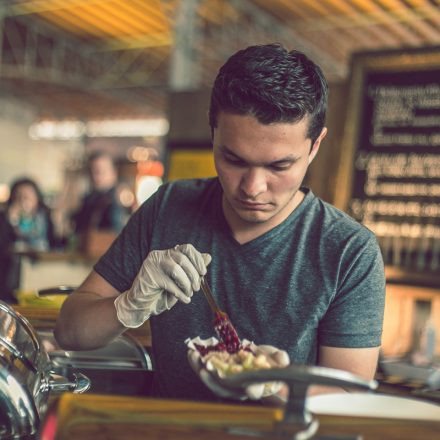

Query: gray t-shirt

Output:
[94, 178, 385, 401]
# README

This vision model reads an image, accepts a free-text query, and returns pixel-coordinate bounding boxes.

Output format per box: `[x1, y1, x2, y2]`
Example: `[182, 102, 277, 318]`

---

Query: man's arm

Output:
[54, 270, 126, 351]
[55, 244, 212, 351]
[308, 345, 380, 395]
[318, 345, 379, 379]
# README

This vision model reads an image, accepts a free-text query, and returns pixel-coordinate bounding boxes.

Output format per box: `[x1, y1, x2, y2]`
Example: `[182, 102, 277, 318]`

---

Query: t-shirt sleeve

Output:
[93, 191, 159, 292]
[318, 233, 386, 348]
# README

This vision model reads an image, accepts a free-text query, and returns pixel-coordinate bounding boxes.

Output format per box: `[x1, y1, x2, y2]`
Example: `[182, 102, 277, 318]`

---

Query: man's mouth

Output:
[236, 199, 269, 209]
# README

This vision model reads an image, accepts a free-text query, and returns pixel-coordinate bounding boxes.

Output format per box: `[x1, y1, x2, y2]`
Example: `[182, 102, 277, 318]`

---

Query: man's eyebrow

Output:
[220, 145, 298, 165]
[219, 145, 240, 157]
[270, 155, 298, 165]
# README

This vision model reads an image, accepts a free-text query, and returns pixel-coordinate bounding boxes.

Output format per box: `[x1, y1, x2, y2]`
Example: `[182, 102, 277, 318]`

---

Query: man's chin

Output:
[235, 209, 273, 224]
[223, 197, 275, 224]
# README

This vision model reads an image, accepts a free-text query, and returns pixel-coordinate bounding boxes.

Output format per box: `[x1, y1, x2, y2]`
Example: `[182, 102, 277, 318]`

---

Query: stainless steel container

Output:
[39, 330, 154, 397]
[35, 286, 154, 397]
[0, 301, 89, 439]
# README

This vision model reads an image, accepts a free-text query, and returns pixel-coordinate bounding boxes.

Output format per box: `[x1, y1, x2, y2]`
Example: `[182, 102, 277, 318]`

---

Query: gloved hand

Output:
[188, 344, 290, 401]
[114, 243, 211, 328]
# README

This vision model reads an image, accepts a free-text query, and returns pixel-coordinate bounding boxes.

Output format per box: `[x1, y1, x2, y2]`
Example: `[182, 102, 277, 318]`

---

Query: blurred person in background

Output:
[0, 177, 56, 302]
[2, 177, 55, 252]
[72, 151, 130, 237]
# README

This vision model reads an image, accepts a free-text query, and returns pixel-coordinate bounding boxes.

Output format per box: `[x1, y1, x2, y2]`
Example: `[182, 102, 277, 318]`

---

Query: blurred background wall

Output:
[1, 2, 439, 345]
[0, 95, 83, 192]
[1, 0, 438, 209]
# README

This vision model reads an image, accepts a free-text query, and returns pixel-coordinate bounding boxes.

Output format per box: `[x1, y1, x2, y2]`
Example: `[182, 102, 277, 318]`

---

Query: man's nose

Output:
[239, 167, 267, 198]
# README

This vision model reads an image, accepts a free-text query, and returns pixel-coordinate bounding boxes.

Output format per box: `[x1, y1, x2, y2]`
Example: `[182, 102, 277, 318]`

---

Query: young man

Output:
[54, 44, 385, 403]
[72, 151, 129, 235]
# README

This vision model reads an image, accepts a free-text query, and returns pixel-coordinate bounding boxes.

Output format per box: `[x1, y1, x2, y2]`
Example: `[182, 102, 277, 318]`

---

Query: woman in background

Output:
[0, 178, 55, 302]
[3, 177, 55, 252]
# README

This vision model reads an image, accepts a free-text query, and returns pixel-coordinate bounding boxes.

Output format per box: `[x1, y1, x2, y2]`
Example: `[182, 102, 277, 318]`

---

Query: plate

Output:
[186, 336, 284, 397]
[306, 392, 440, 421]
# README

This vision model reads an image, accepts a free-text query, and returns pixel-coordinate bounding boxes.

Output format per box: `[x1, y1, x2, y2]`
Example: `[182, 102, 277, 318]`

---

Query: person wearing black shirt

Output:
[73, 152, 129, 235]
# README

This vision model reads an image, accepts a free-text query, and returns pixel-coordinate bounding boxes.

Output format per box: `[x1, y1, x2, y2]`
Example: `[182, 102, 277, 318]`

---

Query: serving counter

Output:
[9, 304, 440, 440]
[42, 392, 440, 440]
[7, 264, 440, 440]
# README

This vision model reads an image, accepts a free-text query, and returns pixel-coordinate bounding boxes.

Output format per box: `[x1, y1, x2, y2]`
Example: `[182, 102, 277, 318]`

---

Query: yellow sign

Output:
[167, 149, 217, 181]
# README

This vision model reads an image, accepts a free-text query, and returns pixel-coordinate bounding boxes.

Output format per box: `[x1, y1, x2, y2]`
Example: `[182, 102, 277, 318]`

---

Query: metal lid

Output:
[0, 357, 39, 438]
[0, 301, 40, 372]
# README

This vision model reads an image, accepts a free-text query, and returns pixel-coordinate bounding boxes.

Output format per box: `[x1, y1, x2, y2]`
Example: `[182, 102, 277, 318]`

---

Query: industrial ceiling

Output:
[0, 0, 439, 121]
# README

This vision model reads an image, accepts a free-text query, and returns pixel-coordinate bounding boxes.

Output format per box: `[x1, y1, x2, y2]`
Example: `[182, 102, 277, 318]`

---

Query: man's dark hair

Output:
[209, 43, 328, 145]
[8, 177, 48, 211]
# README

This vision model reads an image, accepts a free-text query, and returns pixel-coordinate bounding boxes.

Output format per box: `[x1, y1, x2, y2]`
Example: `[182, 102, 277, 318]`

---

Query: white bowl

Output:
[306, 393, 440, 421]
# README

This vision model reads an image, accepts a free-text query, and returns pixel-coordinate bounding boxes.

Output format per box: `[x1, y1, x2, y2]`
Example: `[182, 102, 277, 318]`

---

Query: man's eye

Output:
[225, 156, 245, 166]
[269, 163, 291, 171]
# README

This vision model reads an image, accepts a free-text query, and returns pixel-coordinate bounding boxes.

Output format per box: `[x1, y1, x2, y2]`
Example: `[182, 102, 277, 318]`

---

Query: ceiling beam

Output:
[96, 33, 172, 51]
[229, 0, 346, 79]
[2, 0, 108, 17]
[0, 15, 170, 86]
[168, 0, 202, 91]
[0, 16, 167, 116]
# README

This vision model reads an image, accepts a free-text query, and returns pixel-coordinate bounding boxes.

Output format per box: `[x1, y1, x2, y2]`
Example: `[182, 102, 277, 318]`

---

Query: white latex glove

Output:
[188, 344, 290, 401]
[115, 244, 211, 328]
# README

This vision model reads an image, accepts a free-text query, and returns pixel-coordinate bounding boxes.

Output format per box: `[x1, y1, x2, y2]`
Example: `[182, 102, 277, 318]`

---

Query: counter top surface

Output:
[10, 307, 440, 439]
[47, 393, 440, 440]
[14, 250, 96, 263]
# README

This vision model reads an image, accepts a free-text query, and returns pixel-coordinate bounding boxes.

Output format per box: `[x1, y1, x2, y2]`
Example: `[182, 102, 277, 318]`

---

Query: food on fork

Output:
[193, 311, 249, 355]
[199, 278, 242, 353]
[200, 311, 242, 354]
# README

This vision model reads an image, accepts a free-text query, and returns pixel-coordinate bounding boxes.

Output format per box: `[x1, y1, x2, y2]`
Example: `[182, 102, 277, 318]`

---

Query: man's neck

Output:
[223, 190, 305, 245]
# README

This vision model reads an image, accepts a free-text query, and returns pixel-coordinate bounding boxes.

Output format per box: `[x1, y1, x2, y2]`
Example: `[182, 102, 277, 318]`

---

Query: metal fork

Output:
[200, 277, 221, 314]
[200, 277, 240, 345]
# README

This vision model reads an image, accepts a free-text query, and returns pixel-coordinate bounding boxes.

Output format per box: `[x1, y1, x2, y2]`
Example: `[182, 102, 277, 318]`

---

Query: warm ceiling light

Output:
[86, 119, 169, 137]
[28, 119, 169, 140]
[29, 120, 86, 140]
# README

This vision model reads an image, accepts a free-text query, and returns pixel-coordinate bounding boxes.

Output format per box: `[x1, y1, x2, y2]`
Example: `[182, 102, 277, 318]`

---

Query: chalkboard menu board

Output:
[338, 47, 440, 279]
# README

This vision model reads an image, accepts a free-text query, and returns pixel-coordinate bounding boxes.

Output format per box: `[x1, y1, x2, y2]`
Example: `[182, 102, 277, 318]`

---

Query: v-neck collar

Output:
[211, 181, 313, 251]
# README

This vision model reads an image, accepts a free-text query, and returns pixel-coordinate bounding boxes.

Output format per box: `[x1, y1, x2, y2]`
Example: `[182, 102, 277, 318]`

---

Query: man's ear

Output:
[308, 127, 327, 165]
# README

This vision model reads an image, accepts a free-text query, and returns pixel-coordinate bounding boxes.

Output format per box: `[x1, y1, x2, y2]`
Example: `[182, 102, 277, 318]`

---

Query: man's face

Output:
[213, 112, 326, 227]
[89, 156, 117, 191]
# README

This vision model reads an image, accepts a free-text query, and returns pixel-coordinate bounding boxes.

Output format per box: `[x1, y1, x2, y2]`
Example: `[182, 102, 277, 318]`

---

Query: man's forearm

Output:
[54, 292, 126, 350]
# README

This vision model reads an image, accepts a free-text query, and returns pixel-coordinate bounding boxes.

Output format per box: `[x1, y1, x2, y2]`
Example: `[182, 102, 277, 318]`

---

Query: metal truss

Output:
[0, 8, 168, 115]
[215, 0, 345, 81]
[0, 0, 347, 119]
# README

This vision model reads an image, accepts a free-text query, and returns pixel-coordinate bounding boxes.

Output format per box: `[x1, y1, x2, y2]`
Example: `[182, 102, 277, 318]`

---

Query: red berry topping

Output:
[213, 312, 241, 354]
[193, 313, 250, 356]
